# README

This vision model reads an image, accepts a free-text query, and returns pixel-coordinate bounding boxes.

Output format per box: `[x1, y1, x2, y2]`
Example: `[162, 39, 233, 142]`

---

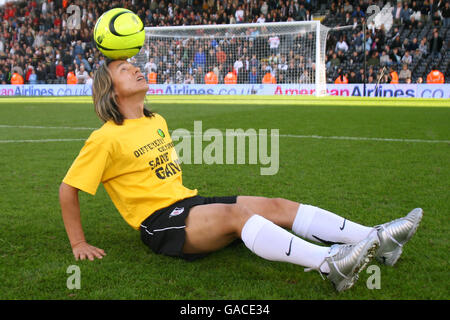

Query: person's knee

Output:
[266, 197, 297, 215]
[263, 197, 298, 227]
[226, 203, 254, 234]
[269, 197, 286, 211]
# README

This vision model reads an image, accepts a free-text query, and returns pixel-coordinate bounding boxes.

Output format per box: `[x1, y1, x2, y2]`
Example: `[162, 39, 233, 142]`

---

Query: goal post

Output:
[135, 21, 329, 97]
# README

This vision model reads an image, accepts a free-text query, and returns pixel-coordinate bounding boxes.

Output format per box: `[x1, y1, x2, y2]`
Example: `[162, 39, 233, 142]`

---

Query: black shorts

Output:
[140, 195, 237, 261]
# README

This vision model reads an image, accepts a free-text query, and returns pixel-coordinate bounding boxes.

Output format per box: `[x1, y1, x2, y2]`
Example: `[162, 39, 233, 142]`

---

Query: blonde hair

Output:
[92, 60, 153, 125]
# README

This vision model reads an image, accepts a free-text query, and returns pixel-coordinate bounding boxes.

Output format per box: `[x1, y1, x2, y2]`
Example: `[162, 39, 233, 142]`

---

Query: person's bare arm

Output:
[59, 182, 106, 261]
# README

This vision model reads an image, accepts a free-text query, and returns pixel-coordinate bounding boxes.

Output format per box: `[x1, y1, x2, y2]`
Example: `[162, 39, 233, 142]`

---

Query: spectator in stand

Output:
[56, 61, 65, 83]
[249, 54, 259, 70]
[33, 30, 45, 48]
[426, 66, 445, 83]
[144, 58, 157, 75]
[25, 65, 34, 83]
[256, 13, 265, 23]
[148, 71, 157, 84]
[367, 51, 380, 67]
[304, 9, 312, 21]
[428, 30, 443, 58]
[388, 66, 399, 84]
[392, 1, 404, 25]
[194, 47, 206, 69]
[260, 1, 269, 16]
[401, 51, 413, 65]
[431, 10, 442, 26]
[262, 71, 276, 84]
[206, 48, 217, 67]
[419, 38, 429, 56]
[0, 69, 5, 84]
[67, 66, 77, 85]
[278, 56, 288, 75]
[296, 3, 307, 21]
[380, 50, 391, 66]
[11, 72, 24, 85]
[335, 36, 349, 53]
[367, 66, 377, 81]
[410, 1, 422, 19]
[184, 73, 195, 84]
[328, 52, 340, 70]
[399, 64, 412, 83]
[73, 40, 84, 57]
[391, 35, 402, 50]
[364, 33, 373, 52]
[334, 72, 348, 84]
[76, 65, 89, 84]
[204, 70, 218, 84]
[248, 66, 259, 84]
[35, 64, 46, 84]
[233, 56, 244, 77]
[235, 5, 245, 23]
[443, 1, 450, 27]
[407, 37, 419, 52]
[224, 71, 237, 84]
[348, 50, 362, 66]
[343, 1, 353, 14]
[28, 68, 38, 84]
[407, 15, 419, 29]
[412, 47, 423, 61]
[216, 46, 227, 65]
[401, 3, 413, 26]
[351, 31, 364, 52]
[268, 34, 280, 55]
[390, 47, 402, 65]
[348, 70, 359, 83]
[195, 66, 205, 84]
[352, 5, 365, 19]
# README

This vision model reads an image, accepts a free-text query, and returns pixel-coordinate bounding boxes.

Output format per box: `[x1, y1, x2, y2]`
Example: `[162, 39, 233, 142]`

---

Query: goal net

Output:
[134, 21, 329, 96]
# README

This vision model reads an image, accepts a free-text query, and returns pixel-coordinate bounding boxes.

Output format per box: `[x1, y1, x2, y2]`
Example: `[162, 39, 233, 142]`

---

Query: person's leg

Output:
[183, 202, 331, 273]
[236, 196, 374, 245]
[183, 201, 380, 292]
[235, 196, 423, 267]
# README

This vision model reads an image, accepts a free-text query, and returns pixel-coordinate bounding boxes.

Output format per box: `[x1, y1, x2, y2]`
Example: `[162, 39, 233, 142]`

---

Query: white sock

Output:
[241, 214, 331, 273]
[292, 204, 375, 245]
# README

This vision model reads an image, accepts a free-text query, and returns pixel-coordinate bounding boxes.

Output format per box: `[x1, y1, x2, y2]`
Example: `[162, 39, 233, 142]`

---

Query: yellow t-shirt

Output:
[63, 113, 197, 230]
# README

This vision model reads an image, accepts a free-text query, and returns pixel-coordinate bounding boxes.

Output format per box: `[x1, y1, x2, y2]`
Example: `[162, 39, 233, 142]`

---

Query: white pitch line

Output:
[0, 134, 449, 144]
[0, 125, 448, 144]
[0, 138, 86, 143]
[0, 125, 97, 130]
[280, 134, 450, 144]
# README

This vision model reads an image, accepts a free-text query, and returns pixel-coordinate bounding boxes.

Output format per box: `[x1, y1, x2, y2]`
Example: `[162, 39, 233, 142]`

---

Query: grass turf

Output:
[0, 96, 448, 300]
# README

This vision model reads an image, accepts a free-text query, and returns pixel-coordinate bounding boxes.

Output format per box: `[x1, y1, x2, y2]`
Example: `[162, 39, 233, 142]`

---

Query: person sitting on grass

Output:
[59, 59, 423, 292]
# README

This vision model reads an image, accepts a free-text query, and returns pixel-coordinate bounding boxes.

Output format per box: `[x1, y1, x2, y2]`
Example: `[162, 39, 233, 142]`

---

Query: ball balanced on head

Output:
[94, 8, 145, 60]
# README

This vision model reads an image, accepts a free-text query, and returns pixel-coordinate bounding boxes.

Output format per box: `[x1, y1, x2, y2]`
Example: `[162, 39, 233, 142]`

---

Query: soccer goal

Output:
[135, 21, 329, 96]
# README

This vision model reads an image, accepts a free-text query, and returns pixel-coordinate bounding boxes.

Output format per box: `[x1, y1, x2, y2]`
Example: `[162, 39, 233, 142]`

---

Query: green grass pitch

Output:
[0, 95, 448, 300]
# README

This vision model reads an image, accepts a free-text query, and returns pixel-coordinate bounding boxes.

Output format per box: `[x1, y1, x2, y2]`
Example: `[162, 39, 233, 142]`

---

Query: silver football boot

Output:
[305, 234, 379, 292]
[374, 208, 423, 266]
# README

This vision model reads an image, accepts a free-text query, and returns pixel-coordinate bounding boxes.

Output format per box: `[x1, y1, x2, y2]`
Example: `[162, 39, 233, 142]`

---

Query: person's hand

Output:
[72, 241, 106, 261]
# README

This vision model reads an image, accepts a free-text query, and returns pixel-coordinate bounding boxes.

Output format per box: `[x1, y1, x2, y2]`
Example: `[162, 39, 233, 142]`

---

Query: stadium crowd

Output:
[0, 0, 448, 86]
